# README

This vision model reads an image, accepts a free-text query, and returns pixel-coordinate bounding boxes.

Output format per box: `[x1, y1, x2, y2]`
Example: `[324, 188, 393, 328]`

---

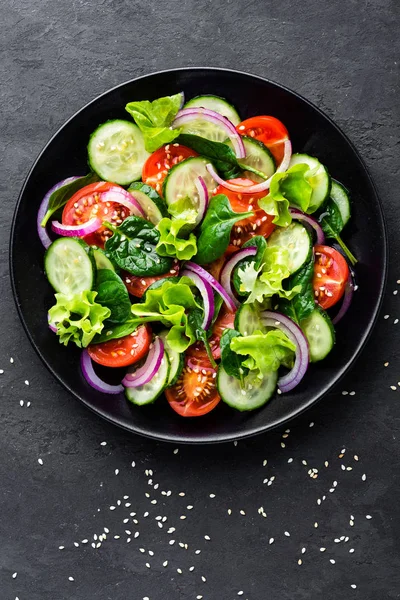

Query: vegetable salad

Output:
[38, 91, 356, 417]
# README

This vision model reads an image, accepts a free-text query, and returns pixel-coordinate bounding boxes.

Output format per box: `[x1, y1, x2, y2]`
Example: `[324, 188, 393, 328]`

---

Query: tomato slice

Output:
[215, 178, 275, 244]
[165, 357, 220, 417]
[187, 304, 236, 361]
[142, 144, 198, 194]
[62, 182, 129, 248]
[87, 325, 152, 368]
[122, 259, 180, 298]
[236, 116, 289, 164]
[313, 245, 350, 310]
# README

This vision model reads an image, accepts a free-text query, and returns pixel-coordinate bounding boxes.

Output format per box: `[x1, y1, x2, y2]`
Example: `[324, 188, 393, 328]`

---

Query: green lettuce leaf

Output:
[125, 93, 182, 152]
[238, 246, 301, 304]
[230, 329, 295, 380]
[48, 290, 111, 348]
[259, 164, 313, 225]
[130, 279, 200, 352]
[156, 218, 197, 260]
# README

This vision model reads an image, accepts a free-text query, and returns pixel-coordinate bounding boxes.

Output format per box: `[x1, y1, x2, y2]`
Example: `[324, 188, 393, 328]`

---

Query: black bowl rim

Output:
[9, 67, 388, 444]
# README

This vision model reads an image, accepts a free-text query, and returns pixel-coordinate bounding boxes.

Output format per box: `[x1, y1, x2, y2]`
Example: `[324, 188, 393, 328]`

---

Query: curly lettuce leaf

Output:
[125, 93, 182, 152]
[156, 218, 197, 260]
[130, 279, 200, 352]
[259, 164, 313, 225]
[238, 246, 301, 304]
[230, 329, 295, 380]
[48, 290, 111, 348]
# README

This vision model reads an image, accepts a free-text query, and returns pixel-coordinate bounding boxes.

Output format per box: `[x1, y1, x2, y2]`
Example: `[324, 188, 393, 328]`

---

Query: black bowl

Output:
[10, 68, 387, 443]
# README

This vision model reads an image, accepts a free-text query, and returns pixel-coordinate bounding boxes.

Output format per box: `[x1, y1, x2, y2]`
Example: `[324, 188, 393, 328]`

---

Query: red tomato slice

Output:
[313, 245, 350, 309]
[236, 116, 289, 164]
[165, 357, 220, 417]
[142, 144, 198, 194]
[215, 178, 275, 244]
[122, 259, 180, 298]
[186, 305, 236, 361]
[62, 182, 129, 248]
[87, 325, 152, 368]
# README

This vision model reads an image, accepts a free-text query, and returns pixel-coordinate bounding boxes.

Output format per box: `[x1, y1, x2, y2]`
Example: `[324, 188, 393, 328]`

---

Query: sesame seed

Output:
[204, 535, 210, 541]
[146, 563, 151, 569]
[173, 448, 179, 454]
[284, 531, 290, 537]
[24, 380, 29, 386]
[362, 473, 367, 481]
[288, 458, 293, 463]
[269, 537, 274, 544]
[68, 576, 74, 581]
[10, 357, 14, 363]
[177, 568, 182, 574]
[169, 540, 175, 545]
[384, 314, 389, 319]
[366, 514, 372, 519]
[320, 547, 326, 552]
[115, 469, 119, 475]
[38, 458, 43, 465]
[298, 558, 302, 565]
[351, 584, 357, 589]
[330, 559, 336, 564]
[314, 522, 318, 528]
[209, 493, 216, 498]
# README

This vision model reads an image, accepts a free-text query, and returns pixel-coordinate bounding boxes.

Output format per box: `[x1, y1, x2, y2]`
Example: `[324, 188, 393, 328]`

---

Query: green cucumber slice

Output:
[300, 307, 335, 362]
[217, 366, 277, 411]
[268, 222, 312, 274]
[88, 119, 150, 185]
[227, 136, 276, 181]
[92, 248, 117, 272]
[184, 95, 241, 125]
[128, 182, 168, 225]
[45, 237, 95, 295]
[125, 351, 170, 405]
[289, 153, 331, 214]
[330, 179, 351, 226]
[234, 304, 265, 336]
[159, 330, 184, 386]
[163, 157, 217, 215]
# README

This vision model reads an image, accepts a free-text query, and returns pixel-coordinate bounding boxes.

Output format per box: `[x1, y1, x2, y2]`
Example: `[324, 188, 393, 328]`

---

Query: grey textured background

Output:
[1, 1, 400, 599]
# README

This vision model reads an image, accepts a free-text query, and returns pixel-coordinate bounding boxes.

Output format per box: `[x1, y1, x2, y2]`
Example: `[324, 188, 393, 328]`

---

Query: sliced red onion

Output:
[261, 310, 309, 393]
[184, 261, 237, 312]
[47, 313, 57, 333]
[37, 176, 81, 248]
[80, 350, 124, 394]
[289, 208, 325, 244]
[181, 269, 214, 329]
[332, 272, 354, 325]
[206, 139, 292, 193]
[51, 217, 102, 237]
[194, 176, 209, 225]
[220, 247, 257, 308]
[172, 107, 245, 159]
[99, 188, 145, 218]
[123, 337, 164, 388]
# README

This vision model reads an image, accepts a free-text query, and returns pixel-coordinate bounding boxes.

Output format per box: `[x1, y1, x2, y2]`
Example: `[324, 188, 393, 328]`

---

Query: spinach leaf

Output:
[187, 307, 217, 368]
[232, 236, 267, 297]
[280, 258, 315, 322]
[125, 93, 182, 152]
[41, 172, 100, 227]
[319, 199, 357, 266]
[91, 319, 140, 344]
[177, 134, 242, 179]
[104, 216, 173, 276]
[95, 269, 132, 324]
[195, 194, 253, 264]
[220, 328, 249, 382]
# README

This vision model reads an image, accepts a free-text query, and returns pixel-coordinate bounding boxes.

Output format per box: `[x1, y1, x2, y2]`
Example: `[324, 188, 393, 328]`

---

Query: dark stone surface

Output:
[1, 1, 399, 599]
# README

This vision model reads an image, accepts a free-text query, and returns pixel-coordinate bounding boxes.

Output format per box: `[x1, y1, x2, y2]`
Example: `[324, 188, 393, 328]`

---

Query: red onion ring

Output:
[37, 176, 81, 248]
[289, 208, 325, 244]
[80, 350, 124, 394]
[194, 176, 209, 225]
[99, 188, 146, 218]
[181, 269, 215, 329]
[261, 311, 309, 393]
[220, 247, 257, 308]
[184, 261, 237, 312]
[51, 217, 102, 237]
[47, 313, 57, 333]
[172, 107, 246, 159]
[332, 272, 355, 325]
[205, 139, 292, 193]
[123, 337, 164, 388]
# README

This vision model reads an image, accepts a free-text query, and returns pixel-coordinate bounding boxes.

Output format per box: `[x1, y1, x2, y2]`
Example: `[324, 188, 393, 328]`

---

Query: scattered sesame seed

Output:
[115, 469, 119, 475]
[240, 510, 246, 516]
[269, 537, 274, 544]
[384, 314, 389, 319]
[320, 547, 326, 552]
[324, 461, 329, 467]
[349, 548, 355, 553]
[0, 369, 3, 374]
[201, 576, 207, 582]
[169, 540, 175, 545]
[301, 547, 306, 554]
[366, 514, 372, 519]
[342, 390, 348, 395]
[38, 458, 43, 465]
[10, 357, 14, 363]
[204, 535, 210, 541]
[12, 572, 17, 579]
[173, 448, 179, 454]
[20, 400, 24, 407]
[390, 385, 397, 390]
[68, 576, 74, 582]
[298, 559, 302, 565]
[131, 461, 136, 468]
[362, 473, 367, 481]
[177, 568, 182, 574]
[351, 584, 357, 589]
[288, 458, 293, 463]
[24, 380, 29, 386]
[100, 441, 107, 446]
[314, 522, 319, 528]
[309, 422, 314, 427]
[146, 563, 151, 569]
[284, 531, 290, 537]
[330, 559, 336, 564]
[209, 493, 216, 498]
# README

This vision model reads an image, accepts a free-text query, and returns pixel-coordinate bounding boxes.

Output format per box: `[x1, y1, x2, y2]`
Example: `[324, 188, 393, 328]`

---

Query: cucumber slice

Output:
[268, 222, 312, 274]
[125, 352, 170, 406]
[159, 331, 184, 386]
[184, 95, 241, 126]
[92, 248, 117, 272]
[88, 119, 150, 186]
[45, 237, 95, 295]
[331, 179, 351, 226]
[289, 153, 331, 214]
[234, 304, 264, 336]
[227, 136, 275, 181]
[163, 157, 217, 214]
[217, 366, 277, 411]
[128, 182, 168, 225]
[301, 307, 335, 362]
